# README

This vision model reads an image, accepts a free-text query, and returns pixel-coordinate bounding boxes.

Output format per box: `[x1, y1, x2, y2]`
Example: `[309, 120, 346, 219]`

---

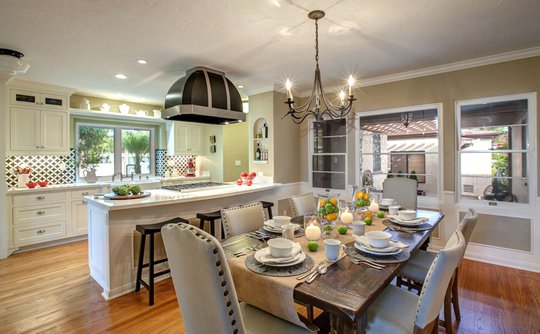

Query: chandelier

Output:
[400, 112, 413, 128]
[284, 10, 356, 124]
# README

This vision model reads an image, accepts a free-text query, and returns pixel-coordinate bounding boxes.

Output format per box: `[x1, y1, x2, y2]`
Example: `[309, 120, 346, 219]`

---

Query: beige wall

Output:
[222, 121, 248, 181]
[272, 91, 301, 183]
[298, 56, 540, 194]
[249, 92, 274, 177]
[201, 124, 224, 182]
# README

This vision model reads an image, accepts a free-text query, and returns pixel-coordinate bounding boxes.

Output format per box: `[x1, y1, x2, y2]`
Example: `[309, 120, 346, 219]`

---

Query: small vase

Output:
[83, 169, 98, 183]
[17, 174, 29, 188]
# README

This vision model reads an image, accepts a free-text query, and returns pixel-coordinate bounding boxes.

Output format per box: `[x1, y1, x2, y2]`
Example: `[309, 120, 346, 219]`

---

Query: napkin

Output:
[353, 235, 408, 250]
[258, 243, 302, 264]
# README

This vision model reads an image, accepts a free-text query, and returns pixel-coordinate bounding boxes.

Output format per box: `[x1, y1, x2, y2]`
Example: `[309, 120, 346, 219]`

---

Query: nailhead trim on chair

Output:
[171, 222, 241, 333]
[221, 202, 265, 239]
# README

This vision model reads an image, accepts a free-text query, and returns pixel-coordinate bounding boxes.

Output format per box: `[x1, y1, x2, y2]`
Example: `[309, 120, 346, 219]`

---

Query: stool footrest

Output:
[140, 258, 168, 269]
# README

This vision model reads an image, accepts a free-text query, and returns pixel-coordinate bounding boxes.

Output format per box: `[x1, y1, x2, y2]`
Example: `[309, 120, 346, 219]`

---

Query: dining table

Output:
[223, 209, 444, 334]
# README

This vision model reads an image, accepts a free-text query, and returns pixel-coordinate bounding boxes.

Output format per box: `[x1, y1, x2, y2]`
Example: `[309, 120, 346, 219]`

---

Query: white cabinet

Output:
[167, 121, 203, 155]
[10, 89, 67, 110]
[10, 107, 69, 154]
[70, 188, 97, 236]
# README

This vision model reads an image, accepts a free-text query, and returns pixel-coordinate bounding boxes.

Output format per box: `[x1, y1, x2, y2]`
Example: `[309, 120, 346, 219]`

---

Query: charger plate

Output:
[245, 253, 314, 277]
[345, 243, 410, 264]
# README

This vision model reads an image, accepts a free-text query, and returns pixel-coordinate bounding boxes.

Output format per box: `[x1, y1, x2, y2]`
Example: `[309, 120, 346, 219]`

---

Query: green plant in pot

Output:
[77, 127, 110, 183]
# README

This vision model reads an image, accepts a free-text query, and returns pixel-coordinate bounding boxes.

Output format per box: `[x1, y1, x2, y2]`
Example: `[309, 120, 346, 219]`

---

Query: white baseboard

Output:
[11, 235, 88, 254]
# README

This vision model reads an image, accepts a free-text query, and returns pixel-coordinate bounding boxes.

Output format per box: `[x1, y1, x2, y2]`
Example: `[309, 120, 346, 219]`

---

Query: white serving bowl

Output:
[398, 210, 417, 221]
[273, 216, 291, 227]
[380, 198, 395, 206]
[365, 231, 392, 248]
[267, 238, 293, 258]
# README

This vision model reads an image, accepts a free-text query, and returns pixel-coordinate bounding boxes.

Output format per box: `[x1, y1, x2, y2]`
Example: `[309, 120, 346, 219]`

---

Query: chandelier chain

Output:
[315, 18, 319, 66]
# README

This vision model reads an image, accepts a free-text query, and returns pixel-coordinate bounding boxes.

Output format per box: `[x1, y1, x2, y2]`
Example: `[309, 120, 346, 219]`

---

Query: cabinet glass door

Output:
[312, 119, 347, 190]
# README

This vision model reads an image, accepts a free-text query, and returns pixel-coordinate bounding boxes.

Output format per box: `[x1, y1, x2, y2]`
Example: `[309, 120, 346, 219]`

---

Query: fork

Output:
[347, 253, 386, 268]
[349, 258, 385, 270]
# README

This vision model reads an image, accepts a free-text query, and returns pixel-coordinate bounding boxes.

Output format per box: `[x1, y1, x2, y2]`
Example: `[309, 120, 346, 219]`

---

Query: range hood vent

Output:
[162, 66, 246, 124]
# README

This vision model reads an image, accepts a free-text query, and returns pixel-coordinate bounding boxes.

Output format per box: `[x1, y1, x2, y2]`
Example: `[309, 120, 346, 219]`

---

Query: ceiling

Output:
[2, 0, 540, 106]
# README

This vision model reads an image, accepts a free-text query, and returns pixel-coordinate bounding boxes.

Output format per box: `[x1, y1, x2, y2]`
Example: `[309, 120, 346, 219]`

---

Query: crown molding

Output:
[245, 85, 277, 97]
[7, 79, 77, 95]
[296, 46, 540, 97]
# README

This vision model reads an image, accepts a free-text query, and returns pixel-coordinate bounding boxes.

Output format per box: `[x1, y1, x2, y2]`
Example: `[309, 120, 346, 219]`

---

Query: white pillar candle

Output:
[340, 209, 353, 224]
[368, 202, 379, 213]
[305, 224, 321, 241]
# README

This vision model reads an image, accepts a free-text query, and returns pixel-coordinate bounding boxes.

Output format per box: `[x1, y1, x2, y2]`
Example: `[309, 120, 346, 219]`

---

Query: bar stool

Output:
[135, 217, 189, 306]
[197, 201, 274, 238]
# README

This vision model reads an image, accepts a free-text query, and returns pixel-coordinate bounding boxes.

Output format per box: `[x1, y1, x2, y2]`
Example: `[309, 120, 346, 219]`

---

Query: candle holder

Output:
[304, 214, 322, 241]
[339, 201, 354, 226]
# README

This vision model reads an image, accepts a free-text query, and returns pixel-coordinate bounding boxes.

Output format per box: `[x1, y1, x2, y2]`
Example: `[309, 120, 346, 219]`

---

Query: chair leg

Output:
[210, 219, 215, 236]
[396, 275, 403, 287]
[452, 267, 461, 321]
[135, 232, 146, 292]
[149, 233, 155, 306]
[443, 279, 453, 334]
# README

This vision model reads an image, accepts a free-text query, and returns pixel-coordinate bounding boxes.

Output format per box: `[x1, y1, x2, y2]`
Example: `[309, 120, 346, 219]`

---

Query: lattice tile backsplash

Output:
[155, 149, 198, 176]
[5, 149, 77, 187]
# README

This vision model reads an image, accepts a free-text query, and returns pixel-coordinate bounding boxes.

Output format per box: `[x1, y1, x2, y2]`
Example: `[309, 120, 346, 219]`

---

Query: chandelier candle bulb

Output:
[348, 75, 354, 96]
[285, 79, 293, 99]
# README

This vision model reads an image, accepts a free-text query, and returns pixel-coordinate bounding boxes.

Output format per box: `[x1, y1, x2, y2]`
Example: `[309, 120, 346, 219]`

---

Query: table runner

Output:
[226, 218, 388, 328]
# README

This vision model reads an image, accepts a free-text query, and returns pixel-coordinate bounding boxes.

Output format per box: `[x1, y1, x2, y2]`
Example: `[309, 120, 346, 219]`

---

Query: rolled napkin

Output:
[258, 243, 302, 264]
[353, 235, 408, 249]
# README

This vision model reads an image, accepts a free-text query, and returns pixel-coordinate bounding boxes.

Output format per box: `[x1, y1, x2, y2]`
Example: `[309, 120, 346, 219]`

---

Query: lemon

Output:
[338, 226, 348, 234]
[319, 199, 327, 207]
[307, 241, 319, 252]
[363, 193, 370, 200]
[329, 197, 338, 206]
[326, 213, 338, 221]
[356, 191, 364, 200]
[364, 217, 373, 225]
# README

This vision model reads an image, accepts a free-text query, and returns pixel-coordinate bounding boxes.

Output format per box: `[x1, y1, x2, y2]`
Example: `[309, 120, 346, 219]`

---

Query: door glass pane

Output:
[122, 129, 151, 175]
[77, 126, 115, 177]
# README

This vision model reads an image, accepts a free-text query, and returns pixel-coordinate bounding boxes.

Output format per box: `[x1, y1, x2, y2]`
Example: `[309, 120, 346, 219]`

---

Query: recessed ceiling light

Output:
[137, 59, 147, 64]
[237, 85, 244, 89]
[115, 74, 128, 79]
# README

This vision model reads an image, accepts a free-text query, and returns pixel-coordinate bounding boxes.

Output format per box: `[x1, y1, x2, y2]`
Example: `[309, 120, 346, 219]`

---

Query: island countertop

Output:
[85, 183, 281, 211]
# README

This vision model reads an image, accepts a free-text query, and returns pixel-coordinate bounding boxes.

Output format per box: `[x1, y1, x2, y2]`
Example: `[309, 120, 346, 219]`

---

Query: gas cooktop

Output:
[162, 182, 233, 193]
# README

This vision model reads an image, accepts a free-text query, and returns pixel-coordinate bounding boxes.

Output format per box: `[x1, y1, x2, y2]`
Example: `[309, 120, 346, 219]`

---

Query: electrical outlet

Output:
[234, 160, 241, 167]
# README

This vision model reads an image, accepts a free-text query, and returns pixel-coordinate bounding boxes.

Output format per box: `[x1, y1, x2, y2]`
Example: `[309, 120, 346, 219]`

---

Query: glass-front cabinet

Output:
[312, 119, 346, 190]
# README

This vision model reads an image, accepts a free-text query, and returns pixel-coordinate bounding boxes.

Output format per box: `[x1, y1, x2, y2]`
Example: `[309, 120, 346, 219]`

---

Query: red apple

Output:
[249, 172, 256, 178]
[236, 178, 243, 185]
[246, 179, 253, 186]
[240, 171, 248, 178]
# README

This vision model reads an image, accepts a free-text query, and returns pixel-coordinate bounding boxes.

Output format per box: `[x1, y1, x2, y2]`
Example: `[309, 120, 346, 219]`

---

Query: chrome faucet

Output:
[125, 164, 136, 181]
[112, 172, 122, 182]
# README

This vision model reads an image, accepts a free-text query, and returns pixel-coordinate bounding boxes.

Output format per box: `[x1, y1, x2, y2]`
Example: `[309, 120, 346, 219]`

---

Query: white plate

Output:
[254, 247, 306, 267]
[390, 217, 428, 226]
[263, 220, 300, 232]
[354, 243, 402, 256]
[380, 204, 401, 210]
[355, 235, 399, 253]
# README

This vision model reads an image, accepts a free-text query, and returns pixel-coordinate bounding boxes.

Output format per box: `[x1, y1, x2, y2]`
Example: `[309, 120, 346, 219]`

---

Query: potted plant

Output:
[77, 127, 110, 183]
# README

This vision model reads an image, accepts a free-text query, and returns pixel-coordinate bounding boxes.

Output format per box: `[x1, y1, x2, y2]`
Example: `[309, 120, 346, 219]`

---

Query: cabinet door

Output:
[41, 110, 68, 152]
[41, 93, 67, 110]
[174, 123, 191, 154]
[189, 125, 203, 154]
[10, 107, 41, 151]
[71, 200, 89, 236]
[10, 89, 40, 108]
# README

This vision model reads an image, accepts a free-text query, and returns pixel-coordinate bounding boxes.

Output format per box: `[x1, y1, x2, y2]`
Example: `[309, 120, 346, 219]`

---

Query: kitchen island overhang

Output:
[85, 183, 301, 300]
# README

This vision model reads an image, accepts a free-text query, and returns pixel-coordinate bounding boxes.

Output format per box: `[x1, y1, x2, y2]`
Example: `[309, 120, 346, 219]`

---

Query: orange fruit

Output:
[319, 199, 327, 207]
[326, 213, 338, 221]
[329, 197, 338, 206]
[356, 191, 363, 200]
[363, 211, 373, 218]
[362, 193, 370, 200]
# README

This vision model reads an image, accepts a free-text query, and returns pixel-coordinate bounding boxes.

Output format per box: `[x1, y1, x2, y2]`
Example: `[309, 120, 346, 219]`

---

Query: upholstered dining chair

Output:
[382, 177, 418, 210]
[161, 223, 314, 334]
[289, 193, 316, 217]
[221, 202, 266, 239]
[365, 230, 466, 334]
[396, 209, 479, 333]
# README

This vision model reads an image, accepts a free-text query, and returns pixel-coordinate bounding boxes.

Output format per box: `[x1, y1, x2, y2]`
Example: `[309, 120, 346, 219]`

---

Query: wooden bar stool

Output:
[135, 217, 189, 306]
[197, 201, 274, 238]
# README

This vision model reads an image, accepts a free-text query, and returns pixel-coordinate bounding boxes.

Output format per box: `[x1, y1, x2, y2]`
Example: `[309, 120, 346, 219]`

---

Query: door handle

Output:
[36, 211, 46, 215]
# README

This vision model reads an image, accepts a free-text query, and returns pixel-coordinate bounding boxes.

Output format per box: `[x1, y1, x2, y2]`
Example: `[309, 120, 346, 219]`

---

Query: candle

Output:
[340, 208, 353, 224]
[339, 90, 345, 105]
[368, 202, 379, 213]
[348, 75, 354, 96]
[305, 223, 321, 241]
[285, 79, 293, 100]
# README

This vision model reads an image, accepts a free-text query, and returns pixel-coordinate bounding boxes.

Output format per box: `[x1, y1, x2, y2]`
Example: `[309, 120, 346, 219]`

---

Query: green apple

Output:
[364, 217, 373, 225]
[376, 211, 385, 218]
[338, 226, 348, 234]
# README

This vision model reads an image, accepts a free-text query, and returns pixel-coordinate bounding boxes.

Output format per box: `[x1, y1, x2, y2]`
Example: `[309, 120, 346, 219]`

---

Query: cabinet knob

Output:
[82, 192, 89, 196]
[36, 211, 46, 215]
[36, 229, 46, 234]
[36, 196, 45, 200]
[41, 146, 45, 149]
[36, 146, 40, 149]
[82, 200, 87, 204]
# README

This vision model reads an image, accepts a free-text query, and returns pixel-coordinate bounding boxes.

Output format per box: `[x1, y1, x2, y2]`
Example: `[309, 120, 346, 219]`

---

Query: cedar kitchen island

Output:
[85, 183, 292, 300]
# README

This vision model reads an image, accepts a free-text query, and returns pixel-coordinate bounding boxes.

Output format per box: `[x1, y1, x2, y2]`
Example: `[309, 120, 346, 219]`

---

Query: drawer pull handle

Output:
[36, 229, 46, 234]
[82, 192, 89, 196]
[82, 200, 87, 204]
[36, 196, 45, 200]
[36, 211, 46, 215]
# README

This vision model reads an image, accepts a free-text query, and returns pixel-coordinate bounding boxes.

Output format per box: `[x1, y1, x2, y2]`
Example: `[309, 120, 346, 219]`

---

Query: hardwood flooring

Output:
[0, 241, 538, 333]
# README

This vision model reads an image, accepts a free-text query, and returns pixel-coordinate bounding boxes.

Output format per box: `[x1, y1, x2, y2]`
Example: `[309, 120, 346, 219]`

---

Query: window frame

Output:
[354, 103, 443, 208]
[455, 92, 537, 209]
[75, 121, 156, 180]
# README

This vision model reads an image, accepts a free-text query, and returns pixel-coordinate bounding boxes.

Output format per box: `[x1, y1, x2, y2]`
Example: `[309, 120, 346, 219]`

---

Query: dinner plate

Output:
[354, 243, 402, 256]
[263, 220, 300, 232]
[354, 235, 399, 253]
[254, 248, 306, 267]
[390, 217, 428, 226]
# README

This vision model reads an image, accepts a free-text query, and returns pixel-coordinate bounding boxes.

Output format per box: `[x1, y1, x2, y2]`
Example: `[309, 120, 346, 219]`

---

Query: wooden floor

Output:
[0, 241, 538, 334]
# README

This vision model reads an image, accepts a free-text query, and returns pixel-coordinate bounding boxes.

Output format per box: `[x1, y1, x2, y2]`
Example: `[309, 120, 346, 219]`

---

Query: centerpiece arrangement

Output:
[104, 184, 150, 200]
[317, 194, 340, 238]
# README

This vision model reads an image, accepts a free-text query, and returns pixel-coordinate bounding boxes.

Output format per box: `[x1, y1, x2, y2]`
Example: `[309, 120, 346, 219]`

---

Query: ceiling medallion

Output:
[284, 10, 356, 124]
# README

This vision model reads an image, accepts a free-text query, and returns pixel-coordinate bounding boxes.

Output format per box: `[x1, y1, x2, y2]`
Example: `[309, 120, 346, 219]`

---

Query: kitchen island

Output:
[85, 182, 301, 300]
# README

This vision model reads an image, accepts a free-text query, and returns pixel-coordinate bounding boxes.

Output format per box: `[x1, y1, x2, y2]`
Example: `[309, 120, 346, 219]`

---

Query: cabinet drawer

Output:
[13, 191, 66, 206]
[71, 188, 99, 200]
[14, 222, 66, 246]
[13, 203, 66, 225]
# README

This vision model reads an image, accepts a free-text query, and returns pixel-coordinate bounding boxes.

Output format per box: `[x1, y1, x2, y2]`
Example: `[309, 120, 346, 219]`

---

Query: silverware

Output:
[297, 262, 323, 280]
[347, 253, 386, 268]
[306, 263, 328, 284]
[349, 257, 385, 269]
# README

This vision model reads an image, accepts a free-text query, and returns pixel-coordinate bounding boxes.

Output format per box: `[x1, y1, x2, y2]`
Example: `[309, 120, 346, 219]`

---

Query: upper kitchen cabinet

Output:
[6, 80, 76, 155]
[166, 121, 203, 155]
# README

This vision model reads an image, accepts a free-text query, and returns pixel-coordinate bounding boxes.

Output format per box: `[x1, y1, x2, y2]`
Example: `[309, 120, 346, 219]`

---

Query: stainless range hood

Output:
[162, 66, 246, 124]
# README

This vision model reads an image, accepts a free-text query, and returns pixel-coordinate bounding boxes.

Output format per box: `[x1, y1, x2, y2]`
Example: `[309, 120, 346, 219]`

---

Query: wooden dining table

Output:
[225, 209, 444, 334]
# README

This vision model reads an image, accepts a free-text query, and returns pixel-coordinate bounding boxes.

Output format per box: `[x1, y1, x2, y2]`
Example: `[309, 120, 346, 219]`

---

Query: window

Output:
[357, 105, 440, 198]
[456, 93, 534, 204]
[76, 123, 154, 178]
[311, 119, 347, 190]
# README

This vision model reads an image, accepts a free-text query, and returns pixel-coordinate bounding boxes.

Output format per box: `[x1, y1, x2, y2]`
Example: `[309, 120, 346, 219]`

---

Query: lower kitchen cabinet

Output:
[71, 199, 89, 236]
